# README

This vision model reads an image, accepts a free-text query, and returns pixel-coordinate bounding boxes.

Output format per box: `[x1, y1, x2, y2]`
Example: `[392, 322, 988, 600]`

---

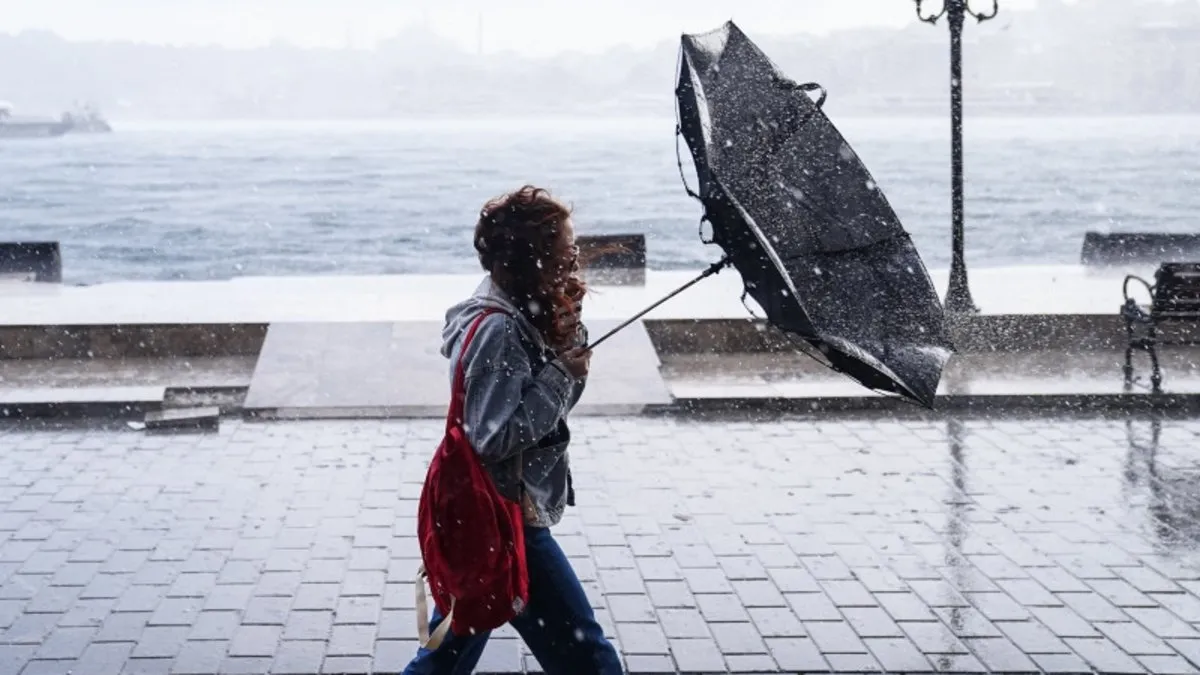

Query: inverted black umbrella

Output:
[587, 21, 953, 407]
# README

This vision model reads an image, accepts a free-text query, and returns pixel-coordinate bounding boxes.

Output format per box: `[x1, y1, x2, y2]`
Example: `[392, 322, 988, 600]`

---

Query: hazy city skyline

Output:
[9, 0, 1049, 56]
[2, 0, 1198, 120]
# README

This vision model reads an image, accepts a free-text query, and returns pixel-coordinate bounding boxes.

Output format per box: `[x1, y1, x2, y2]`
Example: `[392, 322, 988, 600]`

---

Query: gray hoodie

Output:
[440, 276, 587, 528]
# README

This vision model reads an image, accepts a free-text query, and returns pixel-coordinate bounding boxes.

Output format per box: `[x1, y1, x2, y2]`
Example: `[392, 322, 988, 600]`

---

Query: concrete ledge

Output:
[645, 314, 1133, 354]
[0, 314, 1138, 360]
[163, 386, 248, 414]
[1082, 231, 1200, 265]
[0, 316, 1138, 359]
[945, 314, 1127, 352]
[0, 324, 267, 359]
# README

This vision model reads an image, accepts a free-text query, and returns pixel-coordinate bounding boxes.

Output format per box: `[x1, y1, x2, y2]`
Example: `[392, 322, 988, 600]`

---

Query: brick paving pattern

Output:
[1, 415, 1200, 673]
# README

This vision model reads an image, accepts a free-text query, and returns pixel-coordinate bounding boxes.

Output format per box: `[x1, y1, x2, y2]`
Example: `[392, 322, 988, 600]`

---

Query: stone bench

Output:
[0, 241, 62, 283]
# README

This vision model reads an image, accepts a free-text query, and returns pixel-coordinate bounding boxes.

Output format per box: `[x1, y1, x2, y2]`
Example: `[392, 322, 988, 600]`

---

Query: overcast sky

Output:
[3, 0, 1051, 56]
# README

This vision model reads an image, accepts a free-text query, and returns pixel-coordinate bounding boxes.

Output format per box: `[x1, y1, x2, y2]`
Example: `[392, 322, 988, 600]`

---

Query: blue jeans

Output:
[402, 525, 623, 675]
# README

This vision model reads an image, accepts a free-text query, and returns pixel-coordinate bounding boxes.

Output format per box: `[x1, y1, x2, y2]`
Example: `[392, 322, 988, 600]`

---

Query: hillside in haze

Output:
[2, 0, 1199, 120]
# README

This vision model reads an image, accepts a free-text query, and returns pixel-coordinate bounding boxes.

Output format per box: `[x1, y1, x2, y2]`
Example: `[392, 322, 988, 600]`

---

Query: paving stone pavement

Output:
[3, 415, 1200, 674]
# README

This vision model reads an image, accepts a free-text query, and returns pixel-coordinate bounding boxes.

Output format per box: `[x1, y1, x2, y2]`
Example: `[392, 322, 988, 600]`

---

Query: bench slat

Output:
[1140, 263, 1200, 326]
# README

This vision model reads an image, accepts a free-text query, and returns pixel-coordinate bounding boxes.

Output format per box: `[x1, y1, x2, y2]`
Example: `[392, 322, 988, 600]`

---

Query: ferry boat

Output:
[0, 101, 112, 139]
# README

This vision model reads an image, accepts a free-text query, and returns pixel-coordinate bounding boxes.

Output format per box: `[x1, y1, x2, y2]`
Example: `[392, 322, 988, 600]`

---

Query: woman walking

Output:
[402, 185, 624, 675]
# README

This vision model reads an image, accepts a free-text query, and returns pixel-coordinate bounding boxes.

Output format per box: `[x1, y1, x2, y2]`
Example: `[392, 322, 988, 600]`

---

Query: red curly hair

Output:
[474, 185, 586, 351]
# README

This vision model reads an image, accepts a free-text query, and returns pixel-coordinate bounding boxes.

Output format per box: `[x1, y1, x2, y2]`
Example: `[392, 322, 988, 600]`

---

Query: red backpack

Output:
[415, 309, 529, 648]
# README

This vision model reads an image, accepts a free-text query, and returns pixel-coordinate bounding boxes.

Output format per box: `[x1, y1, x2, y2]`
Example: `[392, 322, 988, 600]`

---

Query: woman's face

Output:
[548, 218, 579, 289]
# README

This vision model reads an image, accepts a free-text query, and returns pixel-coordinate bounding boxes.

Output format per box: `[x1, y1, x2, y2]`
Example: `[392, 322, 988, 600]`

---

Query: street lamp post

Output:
[914, 0, 998, 314]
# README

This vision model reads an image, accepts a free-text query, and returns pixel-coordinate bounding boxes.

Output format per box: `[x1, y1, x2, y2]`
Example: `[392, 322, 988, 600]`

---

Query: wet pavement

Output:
[3, 414, 1200, 674]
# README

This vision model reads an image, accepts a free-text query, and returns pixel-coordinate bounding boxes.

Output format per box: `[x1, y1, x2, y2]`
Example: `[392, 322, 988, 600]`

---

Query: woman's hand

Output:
[557, 346, 591, 379]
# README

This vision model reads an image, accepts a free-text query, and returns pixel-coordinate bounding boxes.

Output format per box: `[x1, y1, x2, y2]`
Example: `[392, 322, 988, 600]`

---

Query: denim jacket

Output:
[440, 276, 587, 528]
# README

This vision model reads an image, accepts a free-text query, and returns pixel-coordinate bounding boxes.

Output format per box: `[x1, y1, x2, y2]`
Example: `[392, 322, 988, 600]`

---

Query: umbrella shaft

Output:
[583, 257, 730, 351]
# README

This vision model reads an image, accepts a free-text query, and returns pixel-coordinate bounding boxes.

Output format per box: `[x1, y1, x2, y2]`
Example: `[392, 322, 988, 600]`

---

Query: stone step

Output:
[144, 406, 221, 432]
[0, 385, 165, 418]
[243, 320, 672, 419]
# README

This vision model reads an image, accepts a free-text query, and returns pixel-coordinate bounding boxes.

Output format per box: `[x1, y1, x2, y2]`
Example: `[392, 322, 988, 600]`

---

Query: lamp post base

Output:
[944, 264, 979, 314]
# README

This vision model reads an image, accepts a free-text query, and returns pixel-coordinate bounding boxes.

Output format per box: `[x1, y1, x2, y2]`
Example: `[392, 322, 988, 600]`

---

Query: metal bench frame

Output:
[1121, 262, 1200, 391]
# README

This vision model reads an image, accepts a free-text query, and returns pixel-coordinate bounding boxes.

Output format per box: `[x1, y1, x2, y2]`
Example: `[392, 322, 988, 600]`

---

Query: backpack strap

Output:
[415, 565, 454, 650]
[455, 309, 530, 517]
[445, 308, 500, 431]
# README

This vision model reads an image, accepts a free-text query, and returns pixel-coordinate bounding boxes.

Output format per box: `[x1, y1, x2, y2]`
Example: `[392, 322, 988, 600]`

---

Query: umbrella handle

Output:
[582, 256, 731, 351]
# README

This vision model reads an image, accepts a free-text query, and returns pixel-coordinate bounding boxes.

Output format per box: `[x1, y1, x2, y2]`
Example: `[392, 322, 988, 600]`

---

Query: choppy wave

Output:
[1, 116, 1197, 285]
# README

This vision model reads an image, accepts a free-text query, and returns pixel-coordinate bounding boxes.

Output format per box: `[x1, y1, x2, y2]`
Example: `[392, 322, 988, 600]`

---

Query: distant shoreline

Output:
[91, 111, 1200, 128]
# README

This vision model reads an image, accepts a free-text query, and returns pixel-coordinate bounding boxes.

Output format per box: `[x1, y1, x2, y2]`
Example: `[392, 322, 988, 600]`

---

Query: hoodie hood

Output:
[440, 276, 545, 358]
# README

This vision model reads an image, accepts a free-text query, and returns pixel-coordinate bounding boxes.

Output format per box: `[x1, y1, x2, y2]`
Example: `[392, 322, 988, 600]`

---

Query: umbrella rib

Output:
[673, 48, 703, 204]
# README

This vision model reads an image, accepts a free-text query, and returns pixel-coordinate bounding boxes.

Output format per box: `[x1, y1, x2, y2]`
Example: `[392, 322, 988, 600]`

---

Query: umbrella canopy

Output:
[675, 21, 954, 407]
